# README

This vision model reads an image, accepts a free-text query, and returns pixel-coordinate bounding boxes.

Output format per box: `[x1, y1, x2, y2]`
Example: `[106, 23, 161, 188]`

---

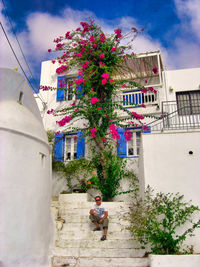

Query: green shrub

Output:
[127, 186, 200, 254]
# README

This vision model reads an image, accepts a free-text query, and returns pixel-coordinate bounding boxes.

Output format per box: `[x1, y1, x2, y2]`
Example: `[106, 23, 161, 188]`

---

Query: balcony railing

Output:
[114, 89, 158, 107]
[149, 101, 200, 131]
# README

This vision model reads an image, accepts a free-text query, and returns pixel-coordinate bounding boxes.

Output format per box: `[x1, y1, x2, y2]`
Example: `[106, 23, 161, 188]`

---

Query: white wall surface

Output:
[139, 130, 200, 251]
[0, 68, 52, 267]
[163, 68, 200, 101]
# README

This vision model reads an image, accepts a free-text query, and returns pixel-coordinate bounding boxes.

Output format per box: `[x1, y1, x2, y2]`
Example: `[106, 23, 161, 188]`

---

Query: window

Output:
[65, 135, 77, 161]
[127, 131, 141, 157]
[176, 90, 200, 115]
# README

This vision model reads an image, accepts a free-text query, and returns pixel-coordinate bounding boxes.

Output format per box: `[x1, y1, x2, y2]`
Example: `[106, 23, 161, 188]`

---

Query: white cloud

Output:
[166, 0, 200, 69]
[175, 0, 200, 41]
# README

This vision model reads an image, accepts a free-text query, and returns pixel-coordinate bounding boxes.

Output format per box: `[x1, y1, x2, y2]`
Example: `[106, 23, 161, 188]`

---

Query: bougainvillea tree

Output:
[40, 19, 157, 200]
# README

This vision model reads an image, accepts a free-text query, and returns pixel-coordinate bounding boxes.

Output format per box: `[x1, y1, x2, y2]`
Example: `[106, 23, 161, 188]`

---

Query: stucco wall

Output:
[139, 130, 200, 251]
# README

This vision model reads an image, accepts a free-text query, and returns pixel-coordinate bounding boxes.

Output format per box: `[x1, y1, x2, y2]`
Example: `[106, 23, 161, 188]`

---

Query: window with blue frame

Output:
[117, 127, 151, 158]
[56, 75, 83, 102]
[54, 131, 85, 162]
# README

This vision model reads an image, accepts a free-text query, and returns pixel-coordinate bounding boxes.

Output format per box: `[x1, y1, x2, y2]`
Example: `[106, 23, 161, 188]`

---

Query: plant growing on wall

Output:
[127, 186, 200, 254]
[41, 19, 157, 200]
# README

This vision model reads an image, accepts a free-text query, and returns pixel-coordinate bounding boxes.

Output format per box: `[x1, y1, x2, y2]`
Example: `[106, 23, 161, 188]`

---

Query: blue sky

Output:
[0, 0, 200, 92]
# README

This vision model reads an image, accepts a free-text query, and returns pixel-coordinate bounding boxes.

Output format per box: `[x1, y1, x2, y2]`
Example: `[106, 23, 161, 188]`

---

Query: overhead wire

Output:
[0, 0, 46, 106]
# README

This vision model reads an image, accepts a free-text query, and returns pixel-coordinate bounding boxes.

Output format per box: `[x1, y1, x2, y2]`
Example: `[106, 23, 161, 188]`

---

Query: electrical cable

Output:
[0, 21, 46, 106]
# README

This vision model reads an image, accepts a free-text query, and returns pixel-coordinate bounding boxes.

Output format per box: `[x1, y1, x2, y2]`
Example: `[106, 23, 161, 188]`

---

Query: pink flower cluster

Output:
[124, 130, 132, 141]
[56, 115, 72, 127]
[100, 33, 106, 43]
[47, 109, 54, 114]
[75, 78, 85, 85]
[141, 88, 148, 93]
[90, 128, 97, 138]
[114, 28, 122, 39]
[132, 112, 144, 120]
[39, 85, 53, 91]
[152, 67, 158, 74]
[82, 62, 89, 69]
[56, 43, 64, 50]
[109, 124, 120, 140]
[56, 65, 68, 74]
[91, 97, 99, 104]
[89, 35, 95, 42]
[111, 47, 116, 52]
[102, 138, 107, 142]
[148, 87, 157, 94]
[101, 73, 109, 85]
[99, 53, 105, 59]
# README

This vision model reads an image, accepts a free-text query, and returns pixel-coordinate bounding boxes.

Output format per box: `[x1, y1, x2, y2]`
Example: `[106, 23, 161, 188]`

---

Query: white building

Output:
[36, 51, 200, 203]
[0, 68, 52, 266]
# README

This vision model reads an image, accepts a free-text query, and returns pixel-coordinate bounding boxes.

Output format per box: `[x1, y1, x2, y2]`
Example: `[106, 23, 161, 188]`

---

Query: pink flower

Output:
[75, 78, 85, 85]
[141, 88, 148, 93]
[91, 97, 99, 104]
[109, 124, 120, 140]
[99, 61, 104, 66]
[74, 136, 77, 141]
[78, 70, 83, 75]
[148, 87, 157, 94]
[111, 47, 116, 52]
[101, 73, 109, 79]
[56, 65, 68, 74]
[100, 54, 105, 59]
[47, 109, 54, 114]
[106, 115, 109, 118]
[90, 128, 97, 134]
[102, 79, 107, 85]
[93, 43, 97, 48]
[91, 133, 96, 138]
[102, 138, 107, 142]
[48, 49, 52, 52]
[131, 52, 135, 56]
[152, 67, 158, 74]
[91, 88, 94, 91]
[114, 28, 122, 38]
[75, 108, 79, 111]
[125, 130, 132, 141]
[56, 115, 72, 127]
[141, 104, 146, 108]
[89, 35, 95, 42]
[110, 79, 114, 84]
[82, 62, 88, 69]
[76, 27, 81, 31]
[122, 84, 127, 88]
[132, 112, 144, 120]
[55, 131, 60, 135]
[76, 53, 82, 57]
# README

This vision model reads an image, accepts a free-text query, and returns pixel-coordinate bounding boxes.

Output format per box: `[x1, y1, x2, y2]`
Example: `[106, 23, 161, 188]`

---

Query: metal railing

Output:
[149, 101, 200, 132]
[114, 88, 158, 107]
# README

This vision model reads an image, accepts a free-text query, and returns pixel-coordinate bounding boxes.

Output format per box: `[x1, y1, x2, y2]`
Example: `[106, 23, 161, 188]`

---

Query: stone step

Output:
[58, 201, 130, 210]
[61, 222, 129, 232]
[58, 229, 133, 240]
[55, 238, 141, 249]
[58, 214, 127, 223]
[52, 256, 149, 267]
[59, 208, 128, 216]
[52, 247, 145, 258]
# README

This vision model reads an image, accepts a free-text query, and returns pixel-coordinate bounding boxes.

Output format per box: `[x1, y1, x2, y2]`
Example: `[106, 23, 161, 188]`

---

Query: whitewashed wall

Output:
[0, 68, 52, 267]
[163, 68, 200, 102]
[139, 130, 200, 252]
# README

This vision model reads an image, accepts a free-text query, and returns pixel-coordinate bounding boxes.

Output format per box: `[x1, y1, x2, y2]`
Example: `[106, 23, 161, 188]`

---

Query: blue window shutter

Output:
[54, 133, 65, 161]
[117, 128, 127, 157]
[57, 76, 66, 101]
[77, 131, 85, 159]
[142, 126, 151, 133]
[76, 75, 84, 99]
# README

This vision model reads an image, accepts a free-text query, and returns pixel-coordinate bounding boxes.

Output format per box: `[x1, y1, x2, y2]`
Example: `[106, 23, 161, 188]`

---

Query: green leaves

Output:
[127, 187, 200, 254]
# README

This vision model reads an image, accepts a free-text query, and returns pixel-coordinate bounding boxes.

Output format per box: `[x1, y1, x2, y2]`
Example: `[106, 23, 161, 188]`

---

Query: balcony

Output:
[149, 101, 200, 132]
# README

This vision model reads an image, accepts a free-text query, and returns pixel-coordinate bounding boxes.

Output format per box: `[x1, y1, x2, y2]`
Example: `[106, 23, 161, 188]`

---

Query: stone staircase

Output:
[51, 193, 149, 267]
